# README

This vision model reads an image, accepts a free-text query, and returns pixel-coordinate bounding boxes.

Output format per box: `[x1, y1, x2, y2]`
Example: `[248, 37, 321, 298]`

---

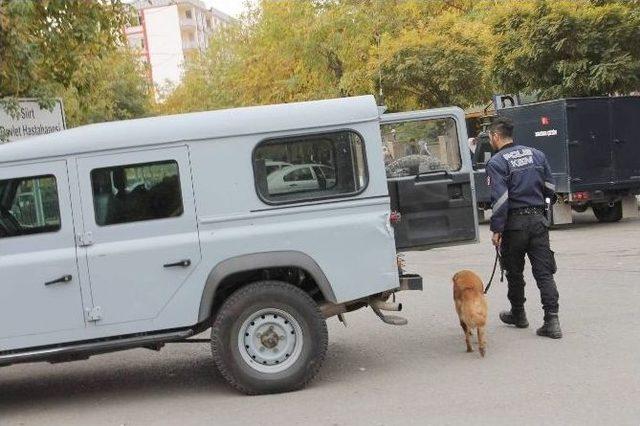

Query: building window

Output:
[90, 161, 183, 226]
[253, 131, 368, 204]
[133, 11, 143, 26]
[381, 117, 462, 177]
[0, 175, 61, 238]
[128, 37, 144, 50]
[185, 9, 192, 19]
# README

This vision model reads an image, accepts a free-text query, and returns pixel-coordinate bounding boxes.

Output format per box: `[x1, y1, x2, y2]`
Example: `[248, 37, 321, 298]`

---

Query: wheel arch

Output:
[198, 251, 337, 323]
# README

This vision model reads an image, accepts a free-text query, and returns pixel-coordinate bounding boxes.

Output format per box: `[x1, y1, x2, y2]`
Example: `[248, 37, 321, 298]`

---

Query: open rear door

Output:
[381, 108, 478, 251]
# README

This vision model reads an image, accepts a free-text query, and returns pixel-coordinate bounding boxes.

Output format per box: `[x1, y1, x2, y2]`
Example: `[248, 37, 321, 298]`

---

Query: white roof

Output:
[0, 96, 379, 165]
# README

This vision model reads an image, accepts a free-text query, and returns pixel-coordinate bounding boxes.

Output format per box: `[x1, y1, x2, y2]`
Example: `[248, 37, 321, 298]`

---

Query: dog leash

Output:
[483, 246, 504, 294]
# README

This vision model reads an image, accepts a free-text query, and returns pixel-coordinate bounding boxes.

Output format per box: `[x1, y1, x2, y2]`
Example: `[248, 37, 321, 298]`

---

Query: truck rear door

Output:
[566, 98, 613, 190]
[381, 108, 478, 250]
[611, 97, 640, 187]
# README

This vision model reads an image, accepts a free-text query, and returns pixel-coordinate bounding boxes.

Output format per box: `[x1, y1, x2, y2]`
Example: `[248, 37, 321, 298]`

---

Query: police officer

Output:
[486, 117, 562, 339]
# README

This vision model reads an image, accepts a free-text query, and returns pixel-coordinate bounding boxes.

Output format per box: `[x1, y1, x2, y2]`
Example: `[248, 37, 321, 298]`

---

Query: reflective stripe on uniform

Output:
[493, 191, 508, 212]
[545, 181, 556, 191]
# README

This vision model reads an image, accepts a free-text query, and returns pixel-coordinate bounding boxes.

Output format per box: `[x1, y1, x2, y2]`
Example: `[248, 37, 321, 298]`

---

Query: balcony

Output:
[180, 17, 196, 28]
[125, 25, 143, 35]
[182, 40, 198, 50]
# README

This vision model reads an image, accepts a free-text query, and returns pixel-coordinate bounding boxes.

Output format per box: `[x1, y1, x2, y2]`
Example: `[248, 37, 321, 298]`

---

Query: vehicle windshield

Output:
[381, 117, 461, 178]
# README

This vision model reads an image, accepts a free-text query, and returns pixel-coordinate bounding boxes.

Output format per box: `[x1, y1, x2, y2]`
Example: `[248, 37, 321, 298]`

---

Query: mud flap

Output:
[621, 195, 639, 219]
[551, 201, 572, 225]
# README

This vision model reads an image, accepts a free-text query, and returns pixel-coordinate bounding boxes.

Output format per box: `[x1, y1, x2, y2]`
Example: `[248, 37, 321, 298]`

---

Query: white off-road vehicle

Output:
[0, 96, 478, 394]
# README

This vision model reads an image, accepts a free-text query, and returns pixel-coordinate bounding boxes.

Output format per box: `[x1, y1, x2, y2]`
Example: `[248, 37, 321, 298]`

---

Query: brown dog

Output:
[453, 270, 488, 357]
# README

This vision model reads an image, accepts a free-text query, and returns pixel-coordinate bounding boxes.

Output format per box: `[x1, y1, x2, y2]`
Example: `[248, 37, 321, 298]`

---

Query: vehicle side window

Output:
[312, 166, 325, 179]
[381, 117, 461, 178]
[253, 130, 368, 204]
[320, 166, 335, 180]
[0, 175, 61, 239]
[283, 167, 314, 182]
[90, 160, 183, 226]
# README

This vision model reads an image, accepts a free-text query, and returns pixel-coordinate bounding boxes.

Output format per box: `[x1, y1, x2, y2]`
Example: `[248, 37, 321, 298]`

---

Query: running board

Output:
[0, 329, 194, 367]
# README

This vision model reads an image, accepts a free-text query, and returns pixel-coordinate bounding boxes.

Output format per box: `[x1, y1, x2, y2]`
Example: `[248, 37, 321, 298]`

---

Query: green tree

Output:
[0, 0, 151, 126]
[61, 51, 152, 127]
[488, 0, 640, 98]
[161, 0, 489, 114]
[375, 11, 491, 110]
[161, 0, 640, 116]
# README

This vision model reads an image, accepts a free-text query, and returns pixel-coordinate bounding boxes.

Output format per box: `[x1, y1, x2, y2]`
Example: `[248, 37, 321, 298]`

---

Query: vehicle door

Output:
[380, 108, 478, 250]
[75, 146, 201, 326]
[0, 161, 85, 341]
[611, 97, 640, 185]
[565, 98, 613, 188]
[282, 166, 320, 192]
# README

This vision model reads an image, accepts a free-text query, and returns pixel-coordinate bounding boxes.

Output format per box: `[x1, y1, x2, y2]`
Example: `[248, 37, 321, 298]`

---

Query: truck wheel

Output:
[593, 201, 622, 223]
[211, 281, 328, 395]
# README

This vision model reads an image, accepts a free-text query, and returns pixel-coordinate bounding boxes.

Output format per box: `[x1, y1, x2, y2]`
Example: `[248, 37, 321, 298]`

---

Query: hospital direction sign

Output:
[0, 99, 66, 143]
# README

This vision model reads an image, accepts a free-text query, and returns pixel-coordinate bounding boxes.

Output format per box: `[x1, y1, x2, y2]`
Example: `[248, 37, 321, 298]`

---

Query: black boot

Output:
[536, 313, 562, 339]
[499, 307, 529, 328]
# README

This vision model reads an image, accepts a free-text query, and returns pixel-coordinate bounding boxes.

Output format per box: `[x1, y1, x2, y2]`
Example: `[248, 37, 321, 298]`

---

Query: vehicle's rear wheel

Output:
[571, 204, 589, 213]
[593, 201, 622, 223]
[211, 281, 328, 395]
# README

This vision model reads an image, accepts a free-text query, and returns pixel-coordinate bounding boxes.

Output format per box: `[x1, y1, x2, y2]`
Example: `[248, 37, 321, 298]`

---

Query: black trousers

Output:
[500, 214, 559, 314]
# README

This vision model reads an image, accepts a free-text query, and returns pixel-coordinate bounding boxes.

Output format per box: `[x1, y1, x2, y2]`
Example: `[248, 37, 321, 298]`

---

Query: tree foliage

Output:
[487, 0, 640, 98]
[3, 0, 639, 124]
[376, 12, 491, 110]
[0, 0, 151, 126]
[161, 0, 492, 114]
[162, 0, 640, 116]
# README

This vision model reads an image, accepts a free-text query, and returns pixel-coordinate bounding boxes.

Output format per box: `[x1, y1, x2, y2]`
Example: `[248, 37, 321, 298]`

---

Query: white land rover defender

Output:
[0, 96, 478, 394]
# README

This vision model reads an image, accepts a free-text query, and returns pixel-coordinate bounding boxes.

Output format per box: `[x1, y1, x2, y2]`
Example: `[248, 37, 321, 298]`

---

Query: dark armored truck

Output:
[473, 96, 640, 224]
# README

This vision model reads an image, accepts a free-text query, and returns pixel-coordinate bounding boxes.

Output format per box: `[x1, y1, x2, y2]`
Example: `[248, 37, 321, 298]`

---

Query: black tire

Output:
[571, 204, 589, 213]
[211, 281, 328, 395]
[593, 201, 622, 223]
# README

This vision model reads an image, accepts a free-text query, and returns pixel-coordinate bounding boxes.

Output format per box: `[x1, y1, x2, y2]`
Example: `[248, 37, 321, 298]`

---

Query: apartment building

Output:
[125, 0, 232, 91]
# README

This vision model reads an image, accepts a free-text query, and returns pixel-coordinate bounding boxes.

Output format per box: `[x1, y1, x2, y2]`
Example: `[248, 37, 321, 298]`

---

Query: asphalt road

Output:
[1, 211, 639, 426]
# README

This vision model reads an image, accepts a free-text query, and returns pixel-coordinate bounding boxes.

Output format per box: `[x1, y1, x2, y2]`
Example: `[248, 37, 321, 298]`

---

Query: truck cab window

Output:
[0, 175, 61, 238]
[90, 161, 183, 226]
[253, 130, 368, 204]
[381, 117, 461, 178]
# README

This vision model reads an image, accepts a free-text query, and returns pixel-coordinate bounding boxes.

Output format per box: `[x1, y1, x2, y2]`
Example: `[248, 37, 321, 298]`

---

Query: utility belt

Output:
[509, 206, 546, 216]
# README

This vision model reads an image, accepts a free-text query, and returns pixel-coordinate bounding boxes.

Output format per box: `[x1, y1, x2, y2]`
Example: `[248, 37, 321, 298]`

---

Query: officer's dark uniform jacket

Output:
[486, 143, 560, 314]
[486, 144, 556, 233]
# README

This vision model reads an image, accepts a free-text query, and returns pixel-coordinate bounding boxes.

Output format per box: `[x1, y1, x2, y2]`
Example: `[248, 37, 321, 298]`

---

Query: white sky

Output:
[203, 0, 256, 18]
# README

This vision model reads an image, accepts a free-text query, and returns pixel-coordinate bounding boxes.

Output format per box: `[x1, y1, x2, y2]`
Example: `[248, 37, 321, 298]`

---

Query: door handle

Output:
[163, 259, 191, 268]
[45, 275, 72, 286]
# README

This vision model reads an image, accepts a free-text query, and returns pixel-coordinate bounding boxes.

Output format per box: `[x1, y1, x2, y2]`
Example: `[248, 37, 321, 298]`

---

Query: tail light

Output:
[390, 211, 402, 225]
[572, 191, 590, 201]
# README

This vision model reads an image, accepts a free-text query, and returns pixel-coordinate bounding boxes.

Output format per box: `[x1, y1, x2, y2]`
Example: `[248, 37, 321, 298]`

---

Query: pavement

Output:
[1, 211, 639, 426]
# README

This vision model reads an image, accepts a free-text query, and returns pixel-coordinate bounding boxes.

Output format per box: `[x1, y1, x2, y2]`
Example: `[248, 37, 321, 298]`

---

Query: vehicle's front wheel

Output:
[593, 201, 622, 223]
[211, 281, 328, 395]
